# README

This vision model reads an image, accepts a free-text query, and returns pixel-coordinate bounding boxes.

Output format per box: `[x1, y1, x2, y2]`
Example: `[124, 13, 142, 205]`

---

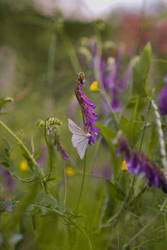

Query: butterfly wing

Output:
[72, 134, 89, 160]
[68, 118, 86, 135]
[68, 119, 90, 160]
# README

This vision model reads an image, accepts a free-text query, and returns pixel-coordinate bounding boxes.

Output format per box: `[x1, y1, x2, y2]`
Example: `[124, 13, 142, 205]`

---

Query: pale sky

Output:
[36, 0, 166, 19]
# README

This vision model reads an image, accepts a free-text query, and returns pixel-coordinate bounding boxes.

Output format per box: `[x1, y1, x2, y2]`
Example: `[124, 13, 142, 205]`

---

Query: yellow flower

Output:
[65, 167, 75, 177]
[121, 160, 128, 171]
[89, 81, 99, 92]
[20, 160, 28, 171]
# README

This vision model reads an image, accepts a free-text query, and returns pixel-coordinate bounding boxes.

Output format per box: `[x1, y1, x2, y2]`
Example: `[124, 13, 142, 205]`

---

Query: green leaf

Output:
[95, 122, 115, 139]
[0, 139, 11, 168]
[132, 42, 152, 96]
[96, 123, 121, 180]
[105, 180, 125, 201]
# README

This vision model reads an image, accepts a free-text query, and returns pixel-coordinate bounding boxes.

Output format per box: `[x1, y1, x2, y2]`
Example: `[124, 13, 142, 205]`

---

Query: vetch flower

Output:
[74, 72, 99, 145]
[117, 140, 167, 194]
[158, 75, 167, 115]
[57, 141, 70, 161]
[20, 160, 28, 171]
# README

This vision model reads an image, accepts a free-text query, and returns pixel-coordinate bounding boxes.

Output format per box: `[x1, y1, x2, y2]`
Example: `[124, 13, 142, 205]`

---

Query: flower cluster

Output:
[89, 40, 133, 113]
[45, 117, 69, 161]
[117, 138, 167, 194]
[158, 74, 167, 116]
[75, 72, 99, 144]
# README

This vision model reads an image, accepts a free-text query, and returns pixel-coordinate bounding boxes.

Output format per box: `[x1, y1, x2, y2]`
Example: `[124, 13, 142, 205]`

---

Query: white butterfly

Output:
[68, 118, 91, 160]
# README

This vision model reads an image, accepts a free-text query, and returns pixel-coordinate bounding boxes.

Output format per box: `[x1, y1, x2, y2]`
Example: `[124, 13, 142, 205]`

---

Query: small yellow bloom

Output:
[89, 81, 99, 92]
[121, 160, 128, 171]
[20, 160, 28, 171]
[65, 167, 75, 177]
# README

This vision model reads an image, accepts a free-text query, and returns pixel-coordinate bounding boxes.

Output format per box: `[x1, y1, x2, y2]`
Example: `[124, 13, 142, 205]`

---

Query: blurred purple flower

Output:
[102, 164, 112, 179]
[158, 75, 167, 115]
[111, 88, 121, 112]
[117, 140, 167, 194]
[37, 148, 46, 167]
[67, 96, 78, 120]
[57, 142, 69, 161]
[89, 41, 132, 113]
[91, 164, 111, 180]
[75, 72, 99, 145]
[89, 39, 97, 57]
[1, 168, 14, 193]
[116, 137, 131, 163]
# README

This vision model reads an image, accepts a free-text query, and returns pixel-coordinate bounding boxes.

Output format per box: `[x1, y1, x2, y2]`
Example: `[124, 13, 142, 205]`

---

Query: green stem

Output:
[102, 175, 136, 229]
[0, 120, 46, 190]
[138, 98, 151, 153]
[44, 126, 55, 179]
[63, 163, 68, 205]
[76, 150, 87, 211]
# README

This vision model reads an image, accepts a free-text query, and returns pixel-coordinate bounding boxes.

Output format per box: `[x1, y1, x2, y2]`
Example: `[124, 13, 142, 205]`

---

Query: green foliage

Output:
[132, 42, 152, 96]
[0, 4, 167, 249]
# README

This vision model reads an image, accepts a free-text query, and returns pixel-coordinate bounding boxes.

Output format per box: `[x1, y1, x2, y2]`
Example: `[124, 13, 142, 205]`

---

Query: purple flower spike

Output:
[111, 88, 121, 112]
[137, 154, 167, 194]
[57, 142, 69, 161]
[159, 76, 167, 115]
[75, 72, 99, 145]
[117, 139, 167, 194]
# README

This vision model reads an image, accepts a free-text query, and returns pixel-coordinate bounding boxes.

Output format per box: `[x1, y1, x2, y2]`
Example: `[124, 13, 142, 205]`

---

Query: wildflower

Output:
[20, 160, 28, 171]
[89, 81, 99, 92]
[45, 117, 62, 134]
[45, 117, 69, 161]
[158, 75, 167, 115]
[57, 141, 70, 161]
[117, 140, 167, 194]
[65, 167, 75, 176]
[75, 72, 99, 145]
[121, 160, 128, 171]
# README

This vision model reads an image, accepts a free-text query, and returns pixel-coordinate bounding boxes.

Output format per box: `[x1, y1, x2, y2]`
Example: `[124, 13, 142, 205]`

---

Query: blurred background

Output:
[0, 0, 167, 161]
[1, 1, 167, 249]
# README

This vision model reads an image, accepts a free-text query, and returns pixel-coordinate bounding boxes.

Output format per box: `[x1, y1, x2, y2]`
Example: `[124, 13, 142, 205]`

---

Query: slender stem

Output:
[151, 99, 167, 178]
[44, 126, 55, 179]
[102, 175, 136, 229]
[63, 164, 68, 205]
[138, 98, 151, 153]
[76, 150, 87, 211]
[0, 120, 46, 190]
